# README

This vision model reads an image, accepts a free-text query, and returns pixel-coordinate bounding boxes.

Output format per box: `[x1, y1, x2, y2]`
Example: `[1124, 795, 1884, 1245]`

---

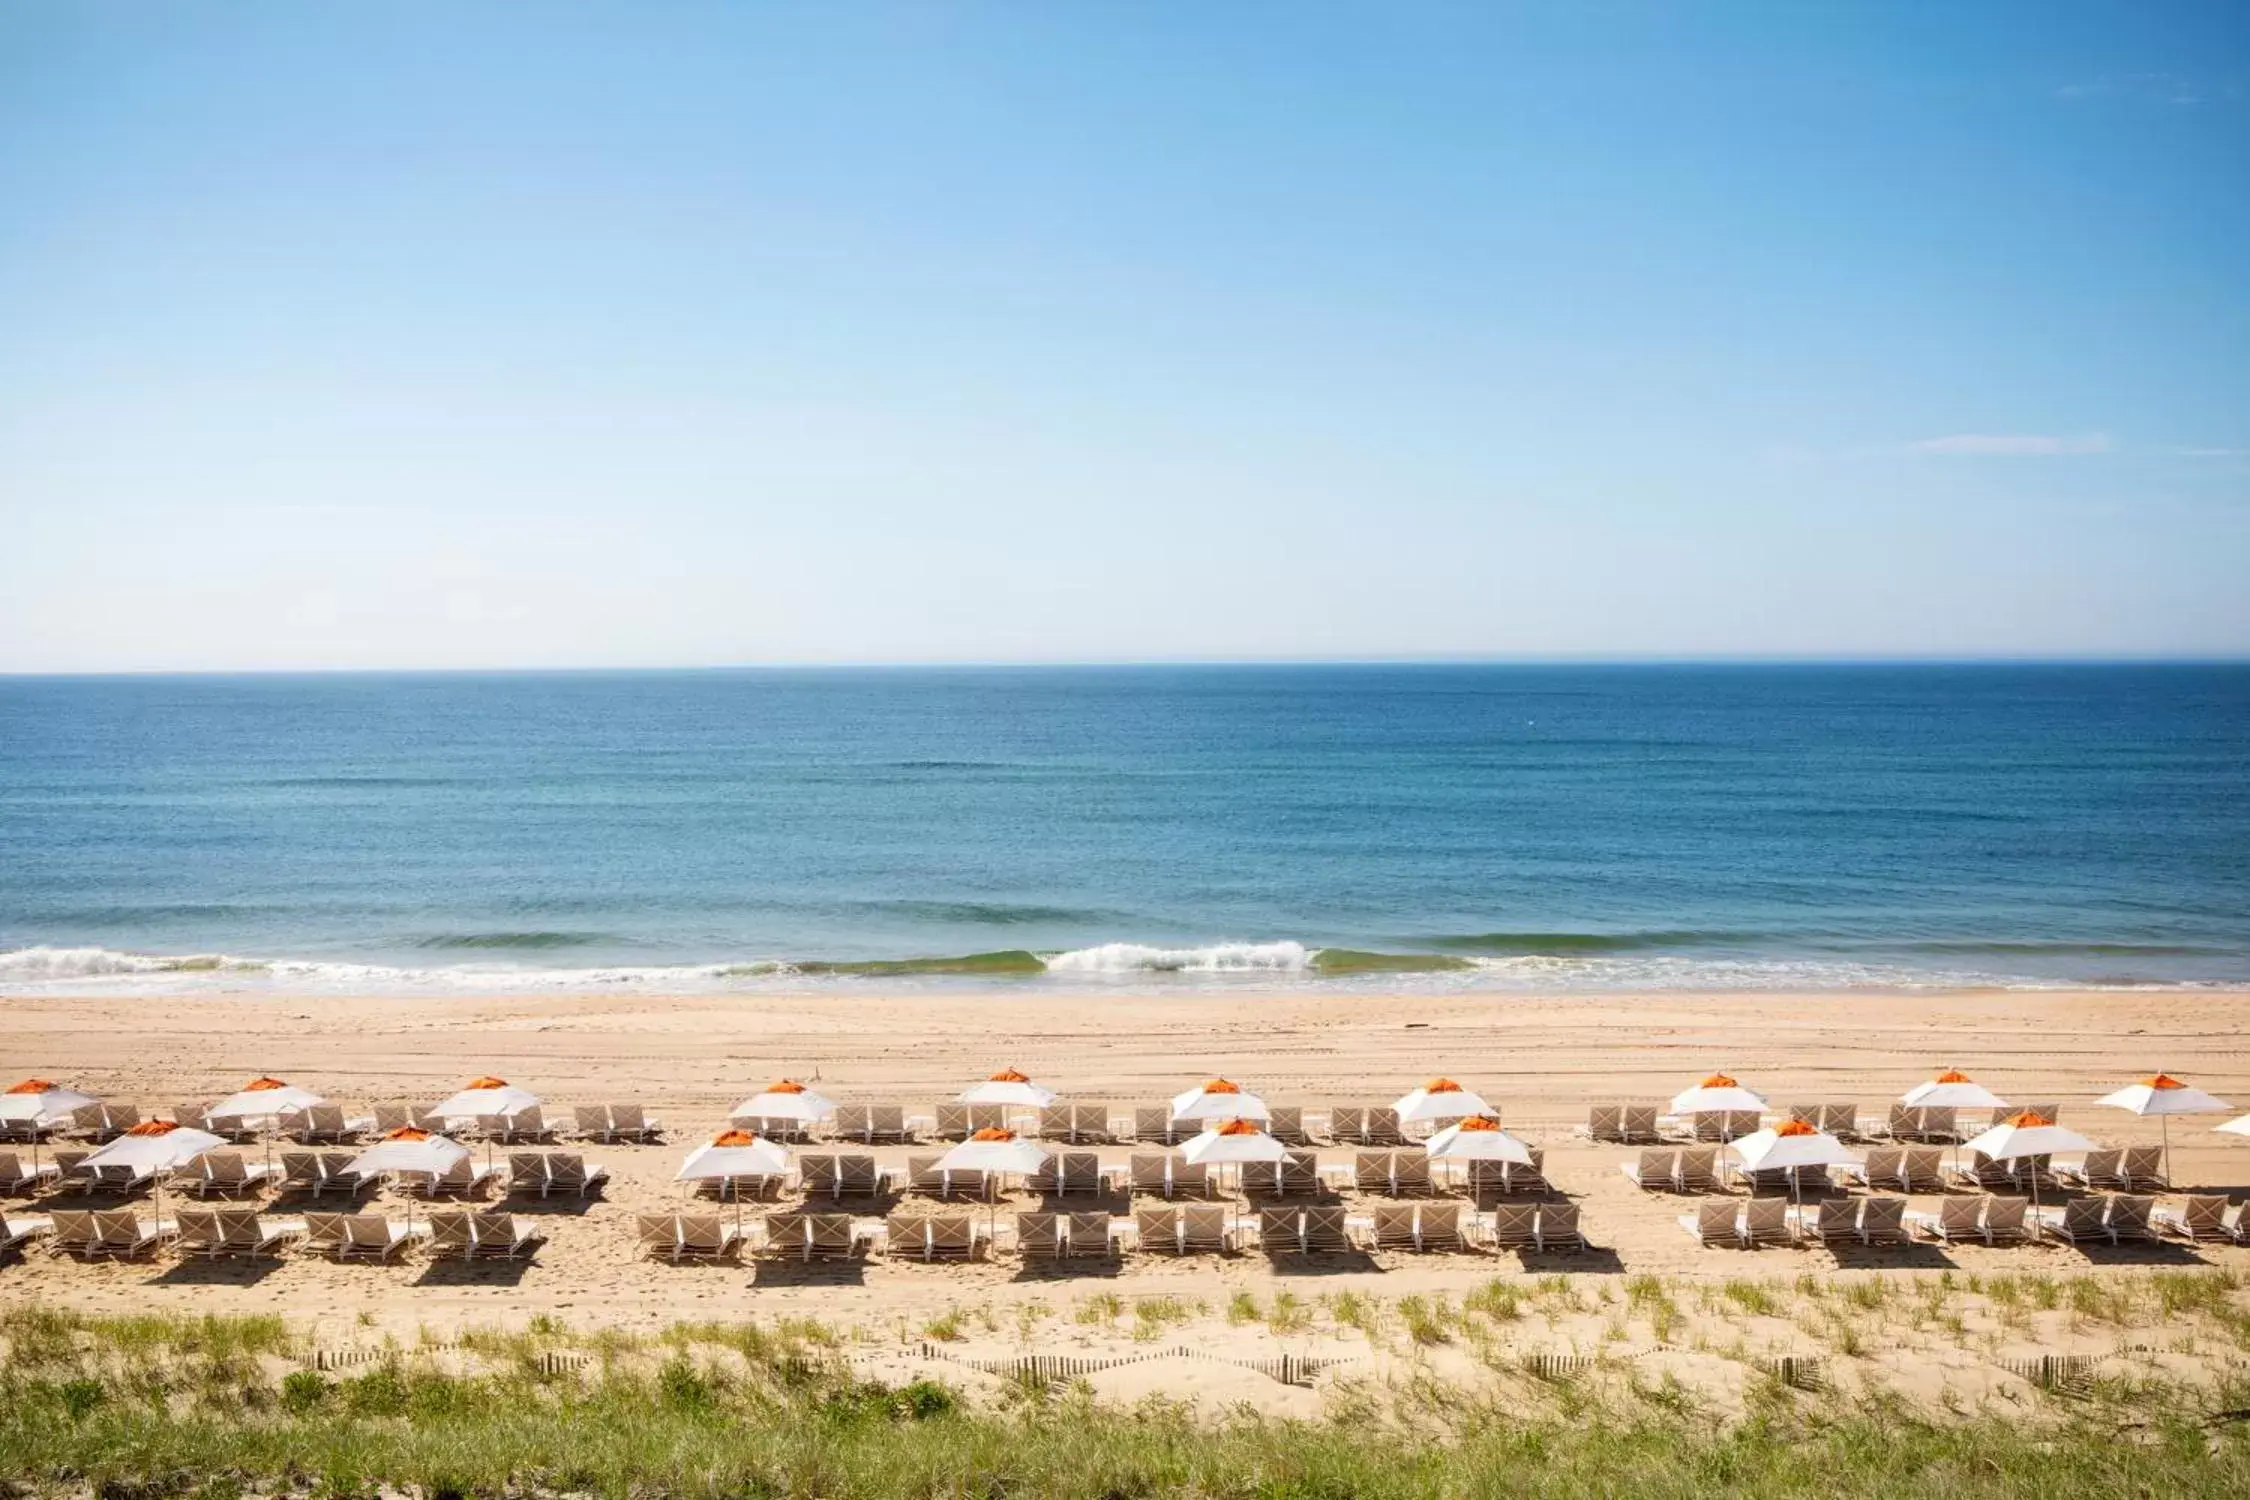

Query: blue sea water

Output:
[1, 663, 2245, 993]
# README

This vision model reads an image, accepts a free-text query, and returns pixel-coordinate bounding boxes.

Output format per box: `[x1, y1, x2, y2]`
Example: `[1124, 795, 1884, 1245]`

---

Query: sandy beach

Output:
[4, 983, 2248, 1415]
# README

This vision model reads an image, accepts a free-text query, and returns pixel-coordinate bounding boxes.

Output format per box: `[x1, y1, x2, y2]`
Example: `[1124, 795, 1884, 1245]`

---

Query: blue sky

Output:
[1, 2, 2244, 669]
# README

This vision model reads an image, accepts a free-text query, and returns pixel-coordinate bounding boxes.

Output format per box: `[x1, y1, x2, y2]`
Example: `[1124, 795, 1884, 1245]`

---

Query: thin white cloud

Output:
[1907, 433, 2113, 457]
[2173, 447, 2244, 458]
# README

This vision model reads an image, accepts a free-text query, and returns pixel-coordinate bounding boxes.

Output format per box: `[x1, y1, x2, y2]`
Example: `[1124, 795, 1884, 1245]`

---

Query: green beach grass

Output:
[3, 1307, 2246, 1498]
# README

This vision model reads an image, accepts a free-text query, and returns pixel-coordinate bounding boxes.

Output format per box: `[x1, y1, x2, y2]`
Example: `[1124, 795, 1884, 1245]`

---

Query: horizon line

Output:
[4, 652, 2249, 681]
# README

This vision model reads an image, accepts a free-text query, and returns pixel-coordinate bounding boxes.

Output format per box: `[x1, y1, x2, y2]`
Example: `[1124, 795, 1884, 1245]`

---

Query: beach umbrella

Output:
[204, 1077, 325, 1128]
[1961, 1111, 2097, 1216]
[1900, 1069, 2008, 1111]
[82, 1120, 228, 1219]
[1169, 1077, 1270, 1124]
[675, 1129, 792, 1186]
[2217, 1114, 2250, 1140]
[347, 1127, 470, 1237]
[1728, 1119, 1862, 1203]
[935, 1127, 1050, 1177]
[428, 1076, 540, 1127]
[1180, 1118, 1289, 1166]
[957, 1068, 1057, 1110]
[729, 1078, 839, 1125]
[1392, 1077, 1495, 1125]
[2098, 1074, 2231, 1188]
[0, 1079, 100, 1174]
[1669, 1072, 1769, 1116]
[1424, 1115, 1534, 1163]
[1423, 1116, 1533, 1191]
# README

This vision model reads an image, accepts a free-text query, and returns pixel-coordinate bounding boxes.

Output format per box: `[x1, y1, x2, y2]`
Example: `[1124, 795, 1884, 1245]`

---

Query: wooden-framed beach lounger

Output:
[1808, 1197, 1862, 1246]
[2040, 1196, 2112, 1246]
[0, 1151, 61, 1195]
[340, 1214, 419, 1260]
[1741, 1196, 1793, 1247]
[186, 1151, 274, 1198]
[0, 1211, 52, 1255]
[47, 1211, 100, 1258]
[758, 1212, 859, 1262]
[2155, 1196, 2243, 1243]
[1534, 1202, 1584, 1252]
[2107, 1194, 2157, 1242]
[1901, 1148, 1947, 1194]
[1981, 1196, 2030, 1245]
[1621, 1148, 1680, 1191]
[176, 1207, 293, 1260]
[1266, 1106, 1310, 1146]
[1487, 1201, 1538, 1250]
[1679, 1198, 1739, 1247]
[2120, 1147, 2167, 1192]
[1910, 1194, 1985, 1244]
[92, 1208, 175, 1258]
[1577, 1104, 1625, 1142]
[1258, 1206, 1306, 1254]
[1858, 1196, 1909, 1245]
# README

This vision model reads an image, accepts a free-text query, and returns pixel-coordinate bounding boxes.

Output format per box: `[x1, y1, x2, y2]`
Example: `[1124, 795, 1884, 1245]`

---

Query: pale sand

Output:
[4, 985, 2248, 1412]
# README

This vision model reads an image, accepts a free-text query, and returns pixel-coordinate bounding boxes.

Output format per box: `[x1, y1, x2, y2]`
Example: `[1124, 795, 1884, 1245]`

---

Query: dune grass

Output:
[2, 1306, 2247, 1497]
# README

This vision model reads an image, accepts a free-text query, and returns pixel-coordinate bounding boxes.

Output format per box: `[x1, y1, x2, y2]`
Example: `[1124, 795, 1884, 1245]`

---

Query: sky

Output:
[1, 2, 2245, 671]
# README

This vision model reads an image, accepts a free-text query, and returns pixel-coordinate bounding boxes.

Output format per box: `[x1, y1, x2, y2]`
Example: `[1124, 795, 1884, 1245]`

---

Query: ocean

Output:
[1, 663, 2245, 995]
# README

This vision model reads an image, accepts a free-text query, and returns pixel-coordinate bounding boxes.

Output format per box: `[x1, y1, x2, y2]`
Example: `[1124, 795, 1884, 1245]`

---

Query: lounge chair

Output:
[674, 1213, 746, 1262]
[1355, 1150, 1395, 1195]
[1808, 1197, 1861, 1246]
[1819, 1103, 1859, 1138]
[2121, 1147, 2168, 1192]
[2056, 1148, 2125, 1190]
[1329, 1106, 1368, 1145]
[1694, 1111, 1760, 1143]
[1534, 1202, 1585, 1252]
[1911, 1194, 1986, 1244]
[1785, 1103, 1821, 1128]
[1741, 1196, 1793, 1247]
[1579, 1104, 1625, 1142]
[1744, 1165, 1830, 1197]
[47, 1211, 100, 1258]
[759, 1212, 859, 1262]
[1488, 1201, 1538, 1249]
[1621, 1148, 1680, 1192]
[464, 1211, 538, 1259]
[1391, 1152, 1432, 1196]
[1411, 1203, 1466, 1252]
[1901, 1148, 1947, 1194]
[885, 1211, 982, 1262]
[1140, 1155, 1212, 1201]
[1951, 1151, 2020, 1193]
[1245, 1150, 1320, 1198]
[371, 1105, 415, 1134]
[1859, 1197, 1909, 1245]
[408, 1158, 504, 1198]
[601, 1104, 661, 1142]
[833, 1105, 874, 1144]
[1062, 1211, 1117, 1259]
[1368, 1203, 1418, 1252]
[301, 1212, 350, 1257]
[1621, 1104, 1662, 1143]
[1139, 1203, 1234, 1254]
[1267, 1106, 1310, 1145]
[1982, 1196, 2030, 1245]
[932, 1104, 971, 1141]
[1363, 1108, 1405, 1146]
[92, 1209, 174, 1258]
[510, 1152, 606, 1198]
[71, 1103, 143, 1141]
[278, 1151, 326, 1195]
[0, 1211, 52, 1255]
[2041, 1197, 2112, 1246]
[2154, 1195, 2239, 1243]
[176, 1207, 293, 1259]
[1301, 1204, 1352, 1253]
[1679, 1198, 1740, 1247]
[187, 1151, 274, 1198]
[1029, 1151, 1104, 1197]
[319, 1152, 369, 1195]
[1846, 1147, 1905, 1191]
[291, 1104, 375, 1143]
[1134, 1206, 1186, 1253]
[340, 1214, 419, 1260]
[905, 1154, 987, 1202]
[2108, 1195, 2157, 1242]
[1677, 1146, 1723, 1193]
[0, 1151, 60, 1195]
[1258, 1206, 1306, 1254]
[426, 1210, 477, 1260]
[172, 1103, 211, 1131]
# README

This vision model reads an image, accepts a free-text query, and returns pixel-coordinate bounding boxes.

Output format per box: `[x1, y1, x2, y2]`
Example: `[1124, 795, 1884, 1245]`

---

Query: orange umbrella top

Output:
[1422, 1077, 1463, 1093]
[465, 1076, 509, 1090]
[1452, 1116, 1501, 1132]
[988, 1067, 1032, 1083]
[384, 1126, 434, 1141]
[1775, 1119, 1818, 1137]
[1699, 1072, 1738, 1089]
[969, 1127, 1017, 1142]
[2145, 1073, 2186, 1090]
[244, 1077, 290, 1091]
[2001, 1111, 2054, 1129]
[765, 1079, 807, 1094]
[6, 1079, 57, 1095]
[126, 1120, 181, 1137]
[1932, 1068, 1974, 1084]
[711, 1129, 762, 1147]
[1214, 1118, 1265, 1137]
[1201, 1078, 1241, 1094]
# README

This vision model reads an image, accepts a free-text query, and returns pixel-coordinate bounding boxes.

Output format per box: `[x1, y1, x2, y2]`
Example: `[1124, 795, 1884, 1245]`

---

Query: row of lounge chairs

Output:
[0, 1148, 608, 1202]
[1682, 1196, 1911, 1248]
[1582, 1102, 2065, 1145]
[25, 1208, 540, 1262]
[0, 1103, 666, 1147]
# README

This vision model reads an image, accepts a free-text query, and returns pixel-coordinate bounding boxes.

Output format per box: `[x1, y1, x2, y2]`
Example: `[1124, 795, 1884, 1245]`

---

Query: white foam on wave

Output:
[0, 945, 241, 980]
[1042, 940, 1312, 974]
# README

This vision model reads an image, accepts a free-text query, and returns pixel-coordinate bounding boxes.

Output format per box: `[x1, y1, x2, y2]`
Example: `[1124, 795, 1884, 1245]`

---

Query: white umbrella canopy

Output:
[1181, 1119, 1289, 1165]
[348, 1127, 470, 1179]
[1901, 1070, 2008, 1110]
[1392, 1077, 1495, 1124]
[82, 1121, 228, 1175]
[1169, 1078, 1270, 1123]
[2096, 1074, 2230, 1117]
[957, 1068, 1057, 1109]
[1423, 1116, 1534, 1165]
[1669, 1072, 1769, 1115]
[2217, 1115, 2250, 1139]
[0, 1079, 99, 1125]
[428, 1077, 541, 1125]
[1729, 1121, 1862, 1173]
[729, 1079, 839, 1124]
[935, 1128, 1050, 1176]
[204, 1077, 326, 1124]
[1962, 1111, 2098, 1163]
[675, 1130, 792, 1182]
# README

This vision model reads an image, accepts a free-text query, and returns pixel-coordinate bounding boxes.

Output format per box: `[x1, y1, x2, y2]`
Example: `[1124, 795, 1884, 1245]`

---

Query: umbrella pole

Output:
[2163, 1114, 2171, 1192]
